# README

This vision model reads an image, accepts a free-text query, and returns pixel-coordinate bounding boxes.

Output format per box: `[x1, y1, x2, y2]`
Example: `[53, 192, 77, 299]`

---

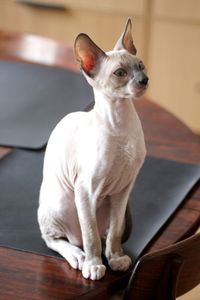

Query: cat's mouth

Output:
[135, 82, 148, 91]
[126, 85, 147, 98]
[126, 80, 148, 98]
[135, 86, 148, 97]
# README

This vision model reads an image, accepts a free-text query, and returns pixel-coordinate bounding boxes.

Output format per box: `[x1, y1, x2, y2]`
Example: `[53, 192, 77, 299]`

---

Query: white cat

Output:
[38, 19, 148, 281]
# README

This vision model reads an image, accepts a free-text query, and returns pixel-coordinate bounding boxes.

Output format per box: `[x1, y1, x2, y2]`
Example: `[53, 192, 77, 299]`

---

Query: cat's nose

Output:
[139, 75, 149, 86]
[135, 72, 149, 87]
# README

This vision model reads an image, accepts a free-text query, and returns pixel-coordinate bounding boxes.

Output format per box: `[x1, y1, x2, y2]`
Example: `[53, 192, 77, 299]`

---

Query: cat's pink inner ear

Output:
[82, 54, 95, 72]
[75, 33, 106, 75]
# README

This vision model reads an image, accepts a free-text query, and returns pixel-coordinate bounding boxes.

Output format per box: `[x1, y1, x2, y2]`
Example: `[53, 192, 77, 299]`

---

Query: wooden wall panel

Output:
[153, 0, 200, 22]
[0, 1, 146, 57]
[147, 21, 200, 133]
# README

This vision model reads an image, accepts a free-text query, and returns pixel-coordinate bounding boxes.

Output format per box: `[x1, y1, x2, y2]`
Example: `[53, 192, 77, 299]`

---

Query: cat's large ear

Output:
[74, 33, 107, 77]
[114, 18, 137, 55]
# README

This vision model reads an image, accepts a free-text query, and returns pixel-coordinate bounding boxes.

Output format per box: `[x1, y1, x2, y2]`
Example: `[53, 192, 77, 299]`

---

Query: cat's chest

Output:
[73, 117, 146, 193]
[115, 138, 136, 162]
[111, 135, 144, 175]
[100, 134, 145, 195]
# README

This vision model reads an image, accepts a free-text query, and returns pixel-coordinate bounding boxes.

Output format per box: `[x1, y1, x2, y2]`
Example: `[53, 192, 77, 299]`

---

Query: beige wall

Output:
[147, 0, 200, 134]
[0, 0, 199, 134]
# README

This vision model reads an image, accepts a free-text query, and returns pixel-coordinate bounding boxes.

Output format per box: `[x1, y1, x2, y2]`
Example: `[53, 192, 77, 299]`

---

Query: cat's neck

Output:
[92, 88, 139, 135]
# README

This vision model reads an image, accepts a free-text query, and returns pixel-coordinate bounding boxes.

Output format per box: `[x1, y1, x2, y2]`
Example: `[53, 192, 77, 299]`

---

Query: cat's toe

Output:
[67, 249, 85, 270]
[77, 253, 85, 270]
[90, 265, 106, 280]
[82, 261, 106, 280]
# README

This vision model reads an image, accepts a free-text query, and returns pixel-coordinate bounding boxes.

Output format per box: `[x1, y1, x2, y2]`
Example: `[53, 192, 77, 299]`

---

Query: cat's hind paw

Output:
[68, 250, 85, 271]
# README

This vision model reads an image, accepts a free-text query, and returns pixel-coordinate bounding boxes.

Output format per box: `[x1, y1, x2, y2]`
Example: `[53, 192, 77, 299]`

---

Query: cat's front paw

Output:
[109, 255, 132, 272]
[82, 259, 106, 280]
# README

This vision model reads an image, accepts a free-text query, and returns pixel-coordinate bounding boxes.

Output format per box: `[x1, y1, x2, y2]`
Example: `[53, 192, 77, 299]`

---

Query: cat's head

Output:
[74, 19, 148, 100]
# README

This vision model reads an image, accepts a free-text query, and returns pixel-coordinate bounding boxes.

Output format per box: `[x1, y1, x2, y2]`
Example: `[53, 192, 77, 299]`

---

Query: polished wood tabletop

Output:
[0, 31, 200, 299]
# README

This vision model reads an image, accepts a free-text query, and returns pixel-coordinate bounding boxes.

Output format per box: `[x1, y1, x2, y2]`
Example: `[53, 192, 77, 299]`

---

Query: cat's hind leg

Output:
[42, 235, 85, 271]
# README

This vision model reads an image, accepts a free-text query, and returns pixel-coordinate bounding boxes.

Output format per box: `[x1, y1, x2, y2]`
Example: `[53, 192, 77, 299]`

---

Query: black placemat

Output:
[0, 61, 93, 149]
[0, 150, 200, 261]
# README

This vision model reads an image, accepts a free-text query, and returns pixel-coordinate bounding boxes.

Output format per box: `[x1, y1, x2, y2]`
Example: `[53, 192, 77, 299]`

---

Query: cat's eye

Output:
[138, 61, 144, 70]
[113, 68, 127, 77]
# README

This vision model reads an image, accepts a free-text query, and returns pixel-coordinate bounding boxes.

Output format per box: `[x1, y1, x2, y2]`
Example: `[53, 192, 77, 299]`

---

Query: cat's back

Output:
[42, 110, 91, 178]
[46, 111, 90, 151]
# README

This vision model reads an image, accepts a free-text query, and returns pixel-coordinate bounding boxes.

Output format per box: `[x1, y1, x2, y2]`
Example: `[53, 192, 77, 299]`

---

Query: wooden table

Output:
[0, 32, 200, 299]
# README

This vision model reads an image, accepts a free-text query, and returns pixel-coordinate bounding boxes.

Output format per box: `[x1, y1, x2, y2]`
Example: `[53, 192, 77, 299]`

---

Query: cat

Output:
[38, 18, 148, 280]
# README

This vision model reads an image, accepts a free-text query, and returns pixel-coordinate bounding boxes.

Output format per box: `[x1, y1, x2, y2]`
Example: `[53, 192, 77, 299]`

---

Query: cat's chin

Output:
[121, 90, 146, 99]
[133, 87, 147, 98]
[122, 85, 147, 99]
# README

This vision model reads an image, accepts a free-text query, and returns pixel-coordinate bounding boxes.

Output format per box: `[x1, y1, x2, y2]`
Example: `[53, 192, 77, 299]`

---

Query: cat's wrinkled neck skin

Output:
[92, 87, 138, 135]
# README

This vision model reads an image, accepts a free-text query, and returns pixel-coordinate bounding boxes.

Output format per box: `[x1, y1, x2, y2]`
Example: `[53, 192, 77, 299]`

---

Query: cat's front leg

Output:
[74, 184, 106, 280]
[105, 185, 133, 272]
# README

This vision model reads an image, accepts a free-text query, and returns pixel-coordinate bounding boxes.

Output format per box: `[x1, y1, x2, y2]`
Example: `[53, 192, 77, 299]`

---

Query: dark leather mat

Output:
[0, 150, 199, 261]
[0, 61, 93, 149]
